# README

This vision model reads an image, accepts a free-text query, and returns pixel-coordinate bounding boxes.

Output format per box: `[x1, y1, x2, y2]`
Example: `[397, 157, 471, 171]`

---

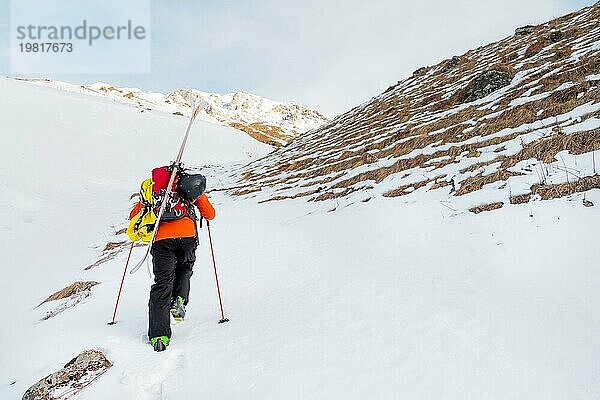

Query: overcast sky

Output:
[0, 0, 594, 116]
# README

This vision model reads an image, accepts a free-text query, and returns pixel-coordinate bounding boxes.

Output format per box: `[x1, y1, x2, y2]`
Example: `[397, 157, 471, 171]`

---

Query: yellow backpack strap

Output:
[127, 178, 156, 242]
[140, 178, 154, 205]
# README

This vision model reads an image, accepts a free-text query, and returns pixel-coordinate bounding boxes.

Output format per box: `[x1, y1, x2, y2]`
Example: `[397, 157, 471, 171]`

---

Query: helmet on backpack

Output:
[177, 172, 207, 202]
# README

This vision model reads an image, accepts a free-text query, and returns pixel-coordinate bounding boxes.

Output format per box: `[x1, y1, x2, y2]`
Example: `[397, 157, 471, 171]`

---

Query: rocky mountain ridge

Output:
[16, 79, 328, 146]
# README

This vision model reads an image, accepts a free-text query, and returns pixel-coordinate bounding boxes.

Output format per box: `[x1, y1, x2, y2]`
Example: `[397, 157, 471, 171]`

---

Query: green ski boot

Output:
[170, 296, 186, 321]
[151, 336, 169, 352]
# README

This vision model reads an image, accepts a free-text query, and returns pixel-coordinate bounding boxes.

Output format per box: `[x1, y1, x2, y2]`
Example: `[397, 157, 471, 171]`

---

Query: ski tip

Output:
[190, 101, 208, 118]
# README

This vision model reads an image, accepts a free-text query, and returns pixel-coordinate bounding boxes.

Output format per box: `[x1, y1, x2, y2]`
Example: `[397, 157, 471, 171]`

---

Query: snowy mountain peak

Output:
[164, 88, 328, 145]
[16, 78, 329, 147]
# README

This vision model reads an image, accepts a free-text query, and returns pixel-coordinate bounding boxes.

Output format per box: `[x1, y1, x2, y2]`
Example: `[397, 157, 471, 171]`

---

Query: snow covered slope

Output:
[234, 3, 600, 213]
[0, 75, 272, 397]
[1, 4, 599, 400]
[15, 78, 329, 146]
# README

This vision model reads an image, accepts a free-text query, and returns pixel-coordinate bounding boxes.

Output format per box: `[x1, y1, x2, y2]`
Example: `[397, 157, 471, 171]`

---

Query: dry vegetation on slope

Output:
[232, 3, 600, 210]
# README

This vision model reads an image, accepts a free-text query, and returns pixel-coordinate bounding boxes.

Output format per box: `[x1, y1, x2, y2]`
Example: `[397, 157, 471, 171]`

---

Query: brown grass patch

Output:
[383, 179, 431, 197]
[230, 122, 290, 147]
[313, 187, 357, 201]
[524, 40, 546, 58]
[530, 174, 600, 200]
[257, 195, 291, 204]
[103, 241, 127, 252]
[456, 170, 523, 196]
[469, 202, 504, 214]
[40, 281, 99, 305]
[231, 187, 262, 196]
[85, 253, 117, 270]
[502, 128, 600, 169]
[510, 193, 532, 204]
[459, 159, 503, 174]
[298, 173, 345, 188]
[430, 179, 453, 190]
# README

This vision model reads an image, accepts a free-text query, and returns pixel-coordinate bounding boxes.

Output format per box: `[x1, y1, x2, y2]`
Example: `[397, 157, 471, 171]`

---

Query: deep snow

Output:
[1, 76, 599, 400]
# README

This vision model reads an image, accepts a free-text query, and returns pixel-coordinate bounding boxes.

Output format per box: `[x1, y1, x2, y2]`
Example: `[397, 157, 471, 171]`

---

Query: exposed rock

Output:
[441, 56, 461, 73]
[412, 66, 428, 77]
[515, 25, 535, 36]
[22, 350, 112, 400]
[383, 82, 400, 94]
[460, 69, 513, 103]
[547, 30, 564, 43]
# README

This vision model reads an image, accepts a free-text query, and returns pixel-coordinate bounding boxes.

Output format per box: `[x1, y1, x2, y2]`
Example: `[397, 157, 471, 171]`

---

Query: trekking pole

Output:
[108, 242, 135, 325]
[207, 220, 229, 324]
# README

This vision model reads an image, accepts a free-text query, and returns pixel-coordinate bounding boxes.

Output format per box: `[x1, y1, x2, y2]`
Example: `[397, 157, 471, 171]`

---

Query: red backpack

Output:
[151, 166, 196, 221]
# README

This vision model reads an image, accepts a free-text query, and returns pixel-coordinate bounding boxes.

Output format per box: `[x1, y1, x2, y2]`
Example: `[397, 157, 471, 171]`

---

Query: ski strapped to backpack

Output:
[130, 102, 206, 274]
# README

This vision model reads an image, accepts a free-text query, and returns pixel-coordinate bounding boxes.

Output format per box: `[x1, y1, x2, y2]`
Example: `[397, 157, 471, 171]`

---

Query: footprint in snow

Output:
[121, 350, 185, 400]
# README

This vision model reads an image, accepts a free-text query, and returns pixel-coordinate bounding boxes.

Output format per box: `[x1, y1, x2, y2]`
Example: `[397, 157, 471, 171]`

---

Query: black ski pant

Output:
[148, 236, 197, 339]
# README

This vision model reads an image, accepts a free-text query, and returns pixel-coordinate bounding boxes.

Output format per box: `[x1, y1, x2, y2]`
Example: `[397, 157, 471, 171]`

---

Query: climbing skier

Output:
[128, 166, 216, 352]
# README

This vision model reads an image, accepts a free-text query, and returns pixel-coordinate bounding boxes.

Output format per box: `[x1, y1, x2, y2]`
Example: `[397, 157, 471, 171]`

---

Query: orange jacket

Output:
[129, 193, 215, 241]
